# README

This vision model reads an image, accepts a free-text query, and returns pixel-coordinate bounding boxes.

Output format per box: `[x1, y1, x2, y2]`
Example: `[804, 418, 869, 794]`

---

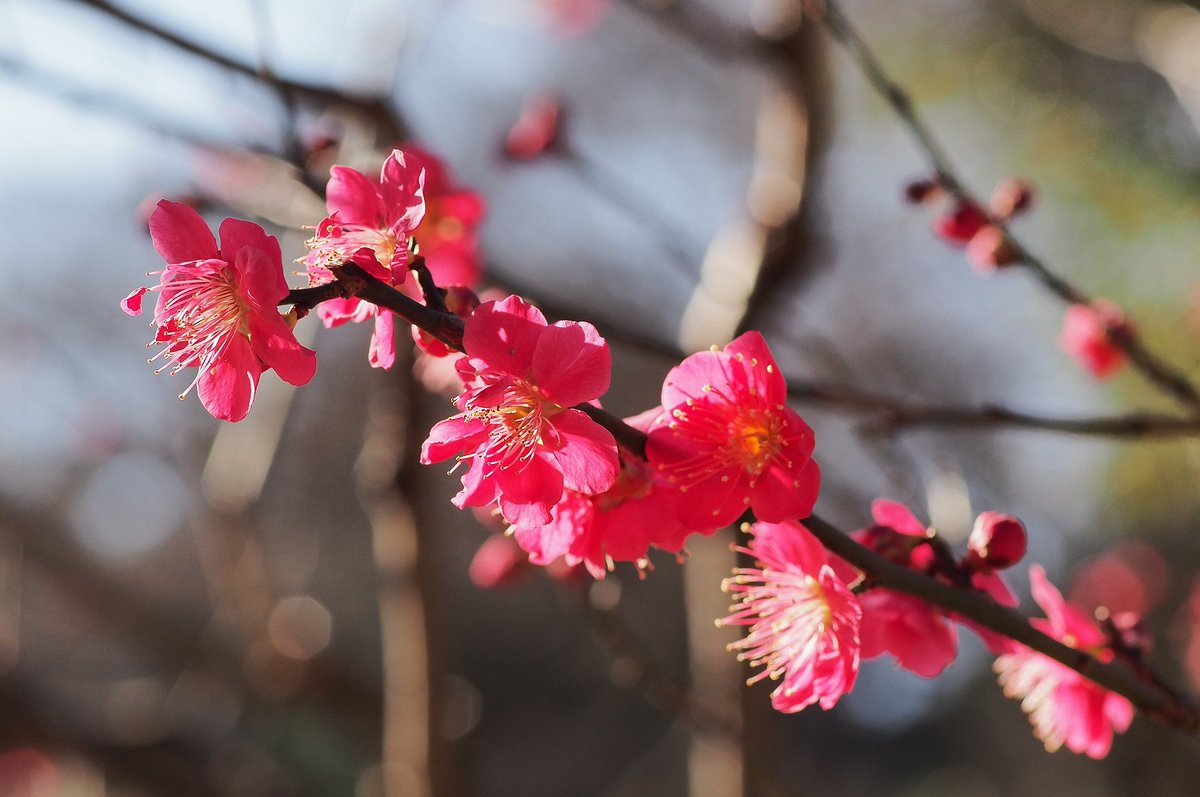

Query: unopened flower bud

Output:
[505, 94, 561, 161]
[934, 201, 987, 245]
[990, 178, 1034, 220]
[966, 225, 1018, 274]
[904, 178, 940, 204]
[965, 512, 1027, 571]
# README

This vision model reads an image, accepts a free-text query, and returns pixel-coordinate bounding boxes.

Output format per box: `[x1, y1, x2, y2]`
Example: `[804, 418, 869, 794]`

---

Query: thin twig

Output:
[807, 0, 1200, 414]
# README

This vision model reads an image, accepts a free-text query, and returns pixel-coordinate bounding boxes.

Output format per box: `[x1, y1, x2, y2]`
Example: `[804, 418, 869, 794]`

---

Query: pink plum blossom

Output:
[994, 565, 1134, 758]
[305, 149, 426, 369]
[420, 296, 619, 526]
[511, 408, 706, 578]
[646, 331, 821, 530]
[1059, 301, 1129, 380]
[719, 520, 862, 712]
[122, 201, 316, 422]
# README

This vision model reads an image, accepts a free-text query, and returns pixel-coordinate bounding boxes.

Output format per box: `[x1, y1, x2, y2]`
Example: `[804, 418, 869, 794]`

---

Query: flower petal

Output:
[549, 409, 618, 494]
[420, 415, 487, 463]
[121, 287, 148, 316]
[379, 150, 426, 232]
[368, 311, 396, 370]
[532, 321, 611, 407]
[149, 200, 218, 264]
[327, 164, 384, 226]
[871, 499, 928, 537]
[248, 313, 317, 386]
[463, 296, 547, 376]
[196, 336, 262, 422]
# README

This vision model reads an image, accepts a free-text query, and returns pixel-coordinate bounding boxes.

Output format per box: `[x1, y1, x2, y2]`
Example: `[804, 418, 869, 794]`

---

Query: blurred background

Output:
[3, 0, 1200, 794]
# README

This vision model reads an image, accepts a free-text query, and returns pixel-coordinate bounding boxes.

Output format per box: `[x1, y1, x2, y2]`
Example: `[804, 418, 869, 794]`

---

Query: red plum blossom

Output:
[646, 331, 821, 530]
[420, 296, 619, 527]
[122, 201, 316, 422]
[720, 520, 862, 712]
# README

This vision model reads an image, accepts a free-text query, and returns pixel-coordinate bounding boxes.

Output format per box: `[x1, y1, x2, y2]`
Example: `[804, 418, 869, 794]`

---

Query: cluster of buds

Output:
[906, 176, 1033, 274]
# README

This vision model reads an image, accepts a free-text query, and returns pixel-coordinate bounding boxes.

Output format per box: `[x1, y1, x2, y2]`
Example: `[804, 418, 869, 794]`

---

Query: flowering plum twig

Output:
[805, 0, 1200, 414]
[285, 264, 1200, 733]
[802, 514, 1199, 731]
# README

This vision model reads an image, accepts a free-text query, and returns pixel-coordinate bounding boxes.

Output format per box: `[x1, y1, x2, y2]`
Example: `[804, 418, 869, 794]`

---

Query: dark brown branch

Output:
[807, 0, 1200, 414]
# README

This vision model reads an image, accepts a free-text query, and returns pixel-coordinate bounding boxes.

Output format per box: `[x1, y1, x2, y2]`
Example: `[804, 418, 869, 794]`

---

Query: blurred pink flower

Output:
[994, 565, 1134, 758]
[1059, 300, 1129, 380]
[965, 511, 1027, 572]
[123, 201, 316, 422]
[720, 520, 862, 712]
[420, 296, 618, 526]
[505, 94, 561, 160]
[402, 144, 486, 289]
[646, 331, 820, 530]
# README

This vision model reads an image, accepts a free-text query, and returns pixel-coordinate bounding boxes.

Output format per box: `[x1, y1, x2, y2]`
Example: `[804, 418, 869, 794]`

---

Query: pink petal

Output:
[463, 296, 547, 376]
[317, 297, 375, 328]
[661, 349, 748, 409]
[121, 287, 148, 316]
[723, 331, 786, 404]
[750, 455, 821, 522]
[750, 520, 828, 574]
[232, 244, 288, 310]
[247, 313, 317, 386]
[532, 321, 611, 407]
[420, 415, 487, 463]
[859, 590, 957, 677]
[196, 336, 262, 422]
[870, 499, 928, 537]
[453, 458, 500, 509]
[368, 311, 396, 370]
[379, 150, 427, 232]
[496, 453, 564, 526]
[326, 165, 383, 226]
[549, 409, 619, 494]
[149, 200, 218, 263]
[219, 218, 282, 284]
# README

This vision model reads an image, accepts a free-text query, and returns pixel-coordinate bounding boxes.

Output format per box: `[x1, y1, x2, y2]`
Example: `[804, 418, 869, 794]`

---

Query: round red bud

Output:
[965, 512, 1027, 571]
[934, 201, 988, 245]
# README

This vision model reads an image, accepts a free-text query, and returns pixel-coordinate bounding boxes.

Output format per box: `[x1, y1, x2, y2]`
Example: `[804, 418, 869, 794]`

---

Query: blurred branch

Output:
[805, 0, 1200, 414]
[72, 0, 405, 139]
[561, 583, 742, 740]
[0, 500, 383, 738]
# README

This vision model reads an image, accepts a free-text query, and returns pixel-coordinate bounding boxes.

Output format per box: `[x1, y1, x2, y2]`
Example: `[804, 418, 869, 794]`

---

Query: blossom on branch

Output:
[511, 408, 706, 578]
[994, 565, 1134, 758]
[305, 149, 426, 369]
[1059, 300, 1130, 380]
[121, 200, 316, 422]
[646, 331, 821, 530]
[852, 501, 1018, 677]
[420, 296, 619, 526]
[720, 520, 862, 712]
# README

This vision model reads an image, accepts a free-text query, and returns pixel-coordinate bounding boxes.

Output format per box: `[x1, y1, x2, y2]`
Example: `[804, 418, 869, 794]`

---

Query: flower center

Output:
[146, 264, 246, 398]
[730, 411, 783, 475]
[463, 377, 561, 475]
[306, 222, 397, 271]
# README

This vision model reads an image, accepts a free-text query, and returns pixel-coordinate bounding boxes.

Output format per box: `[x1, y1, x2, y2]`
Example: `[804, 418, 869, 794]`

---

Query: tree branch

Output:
[806, 0, 1200, 414]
